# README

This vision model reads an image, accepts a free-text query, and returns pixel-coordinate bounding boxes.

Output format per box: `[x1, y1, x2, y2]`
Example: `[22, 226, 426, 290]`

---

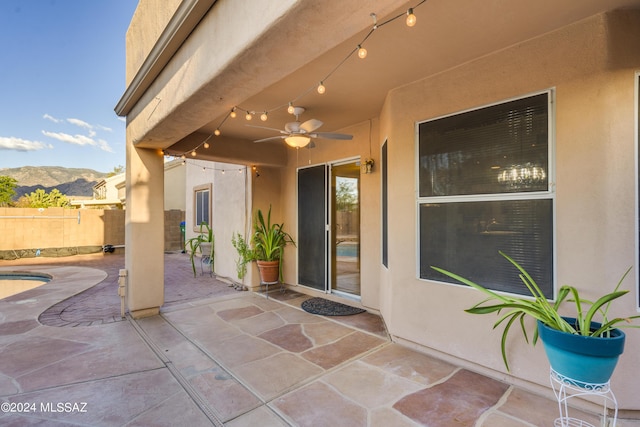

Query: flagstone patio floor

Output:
[0, 252, 638, 426]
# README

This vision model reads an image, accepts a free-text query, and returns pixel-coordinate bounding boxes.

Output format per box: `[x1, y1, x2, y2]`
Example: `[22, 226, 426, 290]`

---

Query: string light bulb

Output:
[203, 142, 210, 149]
[208, 4, 426, 137]
[214, 129, 221, 136]
[180, 154, 186, 160]
[260, 112, 268, 121]
[406, 8, 416, 27]
[191, 150, 197, 157]
[357, 45, 367, 59]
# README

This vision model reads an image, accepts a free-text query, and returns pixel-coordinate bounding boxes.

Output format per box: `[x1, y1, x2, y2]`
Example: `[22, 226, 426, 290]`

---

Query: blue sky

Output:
[0, 0, 138, 174]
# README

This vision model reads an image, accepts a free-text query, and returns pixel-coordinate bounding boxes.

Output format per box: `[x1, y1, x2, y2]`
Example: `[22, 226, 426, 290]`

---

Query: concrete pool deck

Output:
[0, 253, 637, 426]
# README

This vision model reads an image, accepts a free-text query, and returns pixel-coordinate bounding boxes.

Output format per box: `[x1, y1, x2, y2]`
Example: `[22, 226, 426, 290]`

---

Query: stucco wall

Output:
[379, 11, 640, 409]
[0, 208, 185, 255]
[0, 208, 119, 252]
[184, 159, 249, 282]
[125, 0, 182, 84]
[164, 159, 186, 211]
[212, 162, 249, 281]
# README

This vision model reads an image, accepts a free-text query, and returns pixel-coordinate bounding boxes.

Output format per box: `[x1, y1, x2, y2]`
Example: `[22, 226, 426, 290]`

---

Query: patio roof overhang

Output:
[116, 0, 640, 166]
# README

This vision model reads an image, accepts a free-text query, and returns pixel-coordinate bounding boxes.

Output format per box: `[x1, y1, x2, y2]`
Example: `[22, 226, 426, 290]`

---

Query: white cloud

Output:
[0, 136, 53, 151]
[43, 113, 62, 123]
[40, 115, 116, 154]
[97, 140, 114, 153]
[97, 124, 113, 132]
[67, 118, 93, 130]
[41, 131, 114, 153]
[42, 131, 95, 146]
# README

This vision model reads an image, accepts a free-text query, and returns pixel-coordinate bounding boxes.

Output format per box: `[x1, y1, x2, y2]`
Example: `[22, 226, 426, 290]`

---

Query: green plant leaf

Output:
[432, 252, 637, 371]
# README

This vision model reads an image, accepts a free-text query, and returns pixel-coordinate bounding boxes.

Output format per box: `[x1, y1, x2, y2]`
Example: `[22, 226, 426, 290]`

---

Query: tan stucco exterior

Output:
[184, 158, 249, 283]
[118, 0, 640, 415]
[163, 158, 186, 211]
[377, 12, 640, 408]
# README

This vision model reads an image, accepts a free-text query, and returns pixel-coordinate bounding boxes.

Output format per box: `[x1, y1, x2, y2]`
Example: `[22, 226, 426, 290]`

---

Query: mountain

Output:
[0, 166, 107, 198]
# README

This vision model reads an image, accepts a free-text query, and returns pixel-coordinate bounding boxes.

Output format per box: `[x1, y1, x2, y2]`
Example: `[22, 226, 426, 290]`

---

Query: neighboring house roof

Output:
[69, 159, 186, 209]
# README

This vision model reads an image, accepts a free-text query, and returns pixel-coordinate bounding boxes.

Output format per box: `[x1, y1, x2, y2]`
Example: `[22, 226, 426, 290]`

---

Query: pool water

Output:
[0, 273, 51, 300]
[336, 243, 359, 258]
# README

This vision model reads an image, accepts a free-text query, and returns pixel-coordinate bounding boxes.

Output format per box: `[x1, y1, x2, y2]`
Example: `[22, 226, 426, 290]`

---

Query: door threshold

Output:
[331, 290, 361, 302]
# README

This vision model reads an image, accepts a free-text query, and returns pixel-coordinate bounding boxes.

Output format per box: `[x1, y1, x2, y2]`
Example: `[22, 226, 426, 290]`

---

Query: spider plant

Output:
[252, 206, 295, 262]
[185, 222, 214, 277]
[252, 206, 295, 282]
[431, 251, 640, 371]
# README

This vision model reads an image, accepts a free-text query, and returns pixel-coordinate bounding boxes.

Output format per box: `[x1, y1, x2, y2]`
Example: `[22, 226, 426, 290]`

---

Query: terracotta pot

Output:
[256, 260, 280, 283]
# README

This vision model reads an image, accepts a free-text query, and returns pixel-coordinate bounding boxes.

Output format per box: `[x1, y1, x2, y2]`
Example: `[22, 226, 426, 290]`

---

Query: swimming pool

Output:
[336, 243, 359, 258]
[0, 272, 51, 299]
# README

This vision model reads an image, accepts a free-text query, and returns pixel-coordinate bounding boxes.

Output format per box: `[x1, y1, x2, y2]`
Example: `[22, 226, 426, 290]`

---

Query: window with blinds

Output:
[194, 184, 211, 227]
[418, 92, 554, 297]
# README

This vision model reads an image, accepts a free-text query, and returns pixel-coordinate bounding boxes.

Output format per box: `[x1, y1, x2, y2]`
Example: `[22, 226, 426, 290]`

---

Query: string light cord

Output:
[172, 0, 427, 158]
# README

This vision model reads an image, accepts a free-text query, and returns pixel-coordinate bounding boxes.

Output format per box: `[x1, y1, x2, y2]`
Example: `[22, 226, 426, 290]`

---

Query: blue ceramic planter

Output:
[537, 317, 625, 385]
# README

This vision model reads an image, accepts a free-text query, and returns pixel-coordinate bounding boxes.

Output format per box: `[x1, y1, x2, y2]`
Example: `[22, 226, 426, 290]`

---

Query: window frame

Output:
[635, 71, 640, 309]
[193, 183, 211, 231]
[382, 139, 388, 268]
[415, 89, 556, 297]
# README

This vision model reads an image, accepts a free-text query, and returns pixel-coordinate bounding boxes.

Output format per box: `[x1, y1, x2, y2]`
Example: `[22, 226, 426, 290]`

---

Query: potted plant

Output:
[431, 251, 639, 385]
[252, 206, 295, 283]
[231, 232, 254, 280]
[185, 222, 214, 277]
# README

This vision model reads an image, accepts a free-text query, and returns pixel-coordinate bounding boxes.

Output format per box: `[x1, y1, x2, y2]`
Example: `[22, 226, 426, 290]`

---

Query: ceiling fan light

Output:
[285, 135, 311, 148]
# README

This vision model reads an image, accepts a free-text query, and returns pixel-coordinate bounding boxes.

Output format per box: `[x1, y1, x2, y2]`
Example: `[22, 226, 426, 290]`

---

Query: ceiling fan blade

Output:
[254, 136, 285, 143]
[309, 132, 353, 140]
[246, 124, 286, 134]
[300, 119, 323, 133]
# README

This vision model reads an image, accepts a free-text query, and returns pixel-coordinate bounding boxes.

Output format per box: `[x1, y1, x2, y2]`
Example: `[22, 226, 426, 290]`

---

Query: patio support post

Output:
[125, 143, 165, 318]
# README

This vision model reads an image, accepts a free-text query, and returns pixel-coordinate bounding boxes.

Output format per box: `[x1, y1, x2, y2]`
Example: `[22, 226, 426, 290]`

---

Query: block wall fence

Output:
[0, 208, 184, 259]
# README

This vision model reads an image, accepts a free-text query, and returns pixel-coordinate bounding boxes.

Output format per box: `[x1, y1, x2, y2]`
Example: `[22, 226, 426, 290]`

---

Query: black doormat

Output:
[301, 297, 366, 316]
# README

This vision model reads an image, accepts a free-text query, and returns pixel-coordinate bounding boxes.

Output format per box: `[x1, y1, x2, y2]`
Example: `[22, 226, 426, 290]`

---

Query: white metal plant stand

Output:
[200, 254, 213, 276]
[550, 369, 618, 427]
[261, 280, 279, 299]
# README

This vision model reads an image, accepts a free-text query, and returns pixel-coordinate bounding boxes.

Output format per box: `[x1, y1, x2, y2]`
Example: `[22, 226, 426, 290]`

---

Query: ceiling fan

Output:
[249, 107, 353, 148]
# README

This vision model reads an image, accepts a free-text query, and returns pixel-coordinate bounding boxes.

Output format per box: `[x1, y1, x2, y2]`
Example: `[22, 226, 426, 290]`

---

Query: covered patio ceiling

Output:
[158, 0, 640, 162]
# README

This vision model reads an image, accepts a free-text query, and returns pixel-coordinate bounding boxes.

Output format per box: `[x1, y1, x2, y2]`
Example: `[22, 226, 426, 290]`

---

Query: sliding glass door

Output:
[297, 160, 361, 297]
[331, 161, 361, 296]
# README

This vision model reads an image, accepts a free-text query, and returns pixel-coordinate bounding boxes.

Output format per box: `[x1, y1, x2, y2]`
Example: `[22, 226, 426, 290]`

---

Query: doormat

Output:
[301, 297, 366, 316]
